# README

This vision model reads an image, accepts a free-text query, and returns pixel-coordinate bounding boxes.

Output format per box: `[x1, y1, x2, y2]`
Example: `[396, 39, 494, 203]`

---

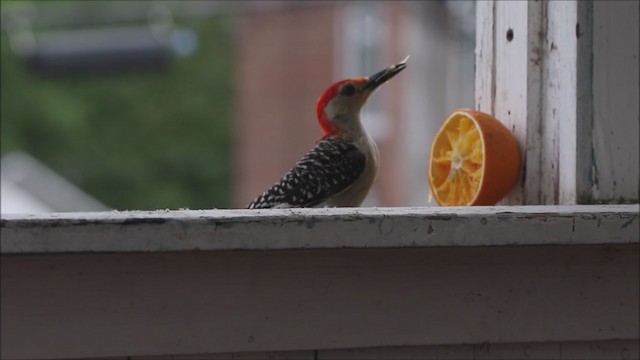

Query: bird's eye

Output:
[341, 83, 356, 96]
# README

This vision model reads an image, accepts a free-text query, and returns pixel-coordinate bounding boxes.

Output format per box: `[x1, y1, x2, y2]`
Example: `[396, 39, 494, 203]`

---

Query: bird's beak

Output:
[363, 55, 409, 92]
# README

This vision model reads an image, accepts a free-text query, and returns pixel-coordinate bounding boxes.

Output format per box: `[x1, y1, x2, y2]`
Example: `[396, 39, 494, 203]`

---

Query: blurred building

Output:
[233, 1, 475, 207]
[1, 152, 109, 214]
[1, 0, 474, 210]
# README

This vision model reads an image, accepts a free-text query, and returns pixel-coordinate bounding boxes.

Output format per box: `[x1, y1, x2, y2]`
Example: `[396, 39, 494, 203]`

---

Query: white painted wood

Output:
[1, 206, 638, 254]
[477, 0, 593, 205]
[476, 0, 639, 205]
[546, 1, 595, 205]
[592, 1, 640, 203]
[542, 1, 570, 205]
[493, 1, 530, 205]
[573, 1, 596, 205]
[2, 244, 638, 359]
[475, 0, 494, 113]
[476, 0, 545, 205]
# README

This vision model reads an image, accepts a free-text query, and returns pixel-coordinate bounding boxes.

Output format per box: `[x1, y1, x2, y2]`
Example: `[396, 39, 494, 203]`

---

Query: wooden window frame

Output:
[475, 1, 638, 205]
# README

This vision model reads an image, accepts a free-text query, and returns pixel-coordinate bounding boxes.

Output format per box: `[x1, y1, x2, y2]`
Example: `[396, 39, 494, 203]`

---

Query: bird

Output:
[247, 57, 408, 209]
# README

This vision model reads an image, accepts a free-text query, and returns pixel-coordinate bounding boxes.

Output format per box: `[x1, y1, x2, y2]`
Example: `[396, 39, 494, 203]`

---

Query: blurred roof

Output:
[1, 151, 109, 214]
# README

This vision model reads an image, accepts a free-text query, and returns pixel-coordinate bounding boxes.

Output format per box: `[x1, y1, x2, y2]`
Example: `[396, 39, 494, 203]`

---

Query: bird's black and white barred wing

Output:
[247, 138, 366, 208]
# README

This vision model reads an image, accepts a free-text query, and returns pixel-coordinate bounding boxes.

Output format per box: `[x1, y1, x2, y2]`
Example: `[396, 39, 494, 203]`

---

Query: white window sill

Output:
[1, 205, 638, 359]
[1, 205, 638, 254]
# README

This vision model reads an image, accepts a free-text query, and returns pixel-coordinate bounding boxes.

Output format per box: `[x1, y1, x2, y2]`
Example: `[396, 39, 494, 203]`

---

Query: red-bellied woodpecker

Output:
[248, 57, 408, 209]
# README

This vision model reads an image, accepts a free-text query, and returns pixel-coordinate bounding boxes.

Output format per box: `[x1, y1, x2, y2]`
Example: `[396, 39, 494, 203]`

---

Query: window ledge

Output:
[1, 205, 638, 254]
[2, 205, 638, 359]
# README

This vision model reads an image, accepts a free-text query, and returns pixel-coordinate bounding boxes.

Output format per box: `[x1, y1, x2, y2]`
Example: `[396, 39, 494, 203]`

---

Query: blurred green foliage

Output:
[1, 15, 234, 210]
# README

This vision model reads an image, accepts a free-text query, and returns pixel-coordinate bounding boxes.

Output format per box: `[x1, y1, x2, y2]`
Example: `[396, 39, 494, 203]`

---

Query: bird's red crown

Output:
[315, 79, 349, 137]
[315, 78, 367, 138]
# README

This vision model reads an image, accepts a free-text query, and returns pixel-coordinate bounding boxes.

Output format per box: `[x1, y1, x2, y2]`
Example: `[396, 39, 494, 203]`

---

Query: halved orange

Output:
[428, 109, 521, 206]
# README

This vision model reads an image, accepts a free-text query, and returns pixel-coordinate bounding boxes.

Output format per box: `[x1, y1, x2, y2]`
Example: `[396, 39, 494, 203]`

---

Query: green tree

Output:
[1, 15, 235, 210]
